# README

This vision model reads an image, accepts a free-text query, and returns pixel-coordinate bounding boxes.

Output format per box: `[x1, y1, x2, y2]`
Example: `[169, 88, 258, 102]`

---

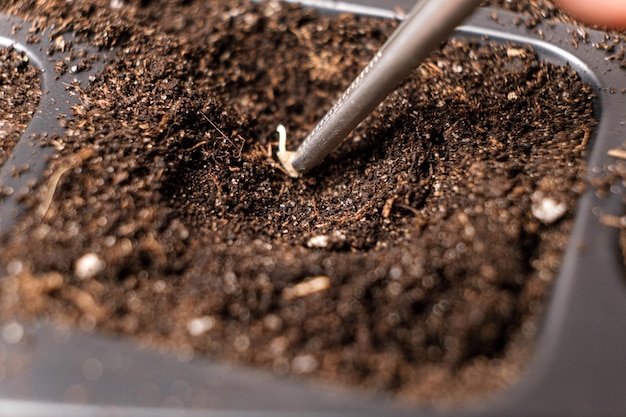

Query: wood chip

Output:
[599, 214, 626, 228]
[282, 276, 331, 300]
[607, 148, 626, 161]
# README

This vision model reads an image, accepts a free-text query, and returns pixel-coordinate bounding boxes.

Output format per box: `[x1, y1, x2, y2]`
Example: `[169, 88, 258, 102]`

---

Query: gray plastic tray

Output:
[1, 2, 625, 416]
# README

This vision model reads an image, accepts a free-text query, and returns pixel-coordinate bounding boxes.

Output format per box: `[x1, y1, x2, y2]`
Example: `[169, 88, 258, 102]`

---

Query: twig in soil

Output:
[608, 148, 626, 160]
[386, 196, 428, 219]
[36, 148, 94, 219]
[575, 124, 591, 151]
[186, 140, 207, 152]
[199, 111, 244, 158]
[382, 197, 395, 218]
[200, 111, 229, 140]
[396, 203, 420, 216]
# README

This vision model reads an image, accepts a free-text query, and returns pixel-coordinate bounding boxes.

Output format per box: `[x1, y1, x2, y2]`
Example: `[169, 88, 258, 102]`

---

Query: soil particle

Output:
[0, 0, 597, 406]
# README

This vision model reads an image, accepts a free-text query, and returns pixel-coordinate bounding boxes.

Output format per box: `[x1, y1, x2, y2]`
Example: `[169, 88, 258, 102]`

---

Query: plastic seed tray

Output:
[1, 1, 625, 416]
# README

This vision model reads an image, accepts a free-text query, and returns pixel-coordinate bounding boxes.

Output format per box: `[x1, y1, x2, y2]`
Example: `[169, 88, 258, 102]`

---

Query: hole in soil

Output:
[0, 0, 596, 407]
[0, 46, 41, 167]
[156, 32, 594, 402]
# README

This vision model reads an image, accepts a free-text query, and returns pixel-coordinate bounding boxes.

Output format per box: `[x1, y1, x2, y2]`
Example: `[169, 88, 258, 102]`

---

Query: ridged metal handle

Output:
[288, 0, 483, 175]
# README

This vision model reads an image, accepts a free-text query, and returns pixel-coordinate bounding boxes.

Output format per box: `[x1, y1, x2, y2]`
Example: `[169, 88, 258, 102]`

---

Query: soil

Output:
[0, 0, 597, 406]
[0, 46, 40, 166]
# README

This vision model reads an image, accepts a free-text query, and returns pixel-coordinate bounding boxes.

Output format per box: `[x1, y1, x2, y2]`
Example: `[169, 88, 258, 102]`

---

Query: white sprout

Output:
[276, 124, 300, 178]
[277, 124, 287, 154]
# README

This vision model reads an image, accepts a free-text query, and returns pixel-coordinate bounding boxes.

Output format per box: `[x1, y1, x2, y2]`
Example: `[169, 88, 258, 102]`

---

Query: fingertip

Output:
[556, 0, 626, 28]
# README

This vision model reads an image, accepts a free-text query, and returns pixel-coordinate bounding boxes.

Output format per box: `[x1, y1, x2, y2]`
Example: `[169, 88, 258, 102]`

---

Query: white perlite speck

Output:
[291, 355, 318, 374]
[531, 191, 567, 224]
[187, 316, 216, 336]
[74, 253, 106, 280]
[306, 235, 331, 248]
[306, 231, 346, 248]
[110, 0, 124, 9]
[2, 321, 24, 344]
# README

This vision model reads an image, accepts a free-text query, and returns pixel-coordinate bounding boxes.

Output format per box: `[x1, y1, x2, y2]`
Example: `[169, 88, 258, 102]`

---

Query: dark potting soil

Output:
[0, 46, 40, 166]
[0, 0, 597, 405]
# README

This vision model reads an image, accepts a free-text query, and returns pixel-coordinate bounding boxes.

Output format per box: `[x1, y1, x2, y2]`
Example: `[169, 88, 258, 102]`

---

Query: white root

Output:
[276, 124, 300, 178]
[277, 124, 287, 154]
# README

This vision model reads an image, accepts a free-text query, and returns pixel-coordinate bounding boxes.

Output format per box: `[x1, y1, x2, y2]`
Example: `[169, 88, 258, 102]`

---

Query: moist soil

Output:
[0, 46, 40, 166]
[0, 0, 597, 406]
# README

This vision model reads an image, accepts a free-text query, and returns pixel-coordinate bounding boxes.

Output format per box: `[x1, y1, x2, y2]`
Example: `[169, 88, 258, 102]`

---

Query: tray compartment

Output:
[1, 2, 625, 416]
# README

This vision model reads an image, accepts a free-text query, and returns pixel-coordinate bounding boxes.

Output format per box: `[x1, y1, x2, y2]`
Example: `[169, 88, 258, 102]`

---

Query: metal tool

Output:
[277, 0, 483, 177]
